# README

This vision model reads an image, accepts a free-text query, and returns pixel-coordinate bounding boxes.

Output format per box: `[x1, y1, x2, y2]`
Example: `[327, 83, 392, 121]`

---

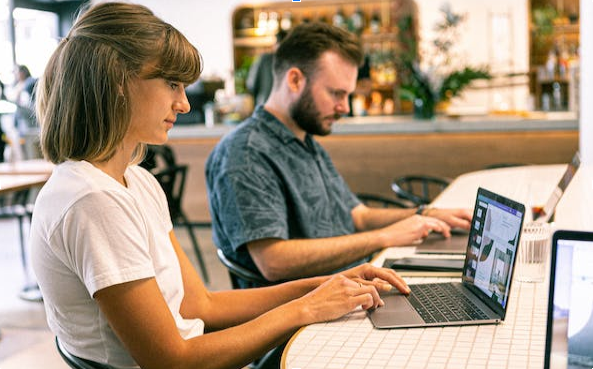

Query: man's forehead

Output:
[314, 51, 358, 91]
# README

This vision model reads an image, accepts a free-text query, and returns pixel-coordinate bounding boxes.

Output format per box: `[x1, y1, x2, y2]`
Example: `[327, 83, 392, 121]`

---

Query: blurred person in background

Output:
[246, 29, 287, 108]
[6, 65, 37, 135]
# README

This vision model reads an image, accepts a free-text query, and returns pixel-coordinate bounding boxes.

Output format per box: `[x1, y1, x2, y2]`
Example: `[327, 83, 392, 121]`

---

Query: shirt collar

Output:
[255, 106, 316, 153]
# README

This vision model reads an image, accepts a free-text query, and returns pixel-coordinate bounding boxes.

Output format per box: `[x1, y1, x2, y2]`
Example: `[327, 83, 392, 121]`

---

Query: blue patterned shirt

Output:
[206, 106, 362, 286]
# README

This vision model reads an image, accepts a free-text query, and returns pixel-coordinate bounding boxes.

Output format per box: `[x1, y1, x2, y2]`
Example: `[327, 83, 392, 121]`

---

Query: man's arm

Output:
[350, 203, 417, 230]
[247, 214, 450, 281]
[351, 204, 473, 232]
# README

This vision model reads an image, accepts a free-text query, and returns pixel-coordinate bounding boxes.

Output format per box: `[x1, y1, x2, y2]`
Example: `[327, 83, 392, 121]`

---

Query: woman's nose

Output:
[175, 90, 191, 114]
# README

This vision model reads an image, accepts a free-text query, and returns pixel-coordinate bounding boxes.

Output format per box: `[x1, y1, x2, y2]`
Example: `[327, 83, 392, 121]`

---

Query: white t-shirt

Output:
[31, 161, 204, 368]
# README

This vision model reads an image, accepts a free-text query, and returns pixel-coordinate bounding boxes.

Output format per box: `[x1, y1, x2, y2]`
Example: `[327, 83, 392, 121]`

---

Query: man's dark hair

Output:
[272, 22, 363, 82]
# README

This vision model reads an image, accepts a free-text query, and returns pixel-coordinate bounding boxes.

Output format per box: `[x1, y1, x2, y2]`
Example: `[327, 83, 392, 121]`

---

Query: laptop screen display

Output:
[462, 189, 524, 311]
[546, 232, 593, 369]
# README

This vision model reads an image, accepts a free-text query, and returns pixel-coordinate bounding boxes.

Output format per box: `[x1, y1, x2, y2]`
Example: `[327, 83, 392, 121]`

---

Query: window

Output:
[0, 0, 59, 85]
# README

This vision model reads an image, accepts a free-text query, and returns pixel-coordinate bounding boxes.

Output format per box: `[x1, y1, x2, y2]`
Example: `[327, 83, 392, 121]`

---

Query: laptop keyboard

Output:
[408, 283, 490, 323]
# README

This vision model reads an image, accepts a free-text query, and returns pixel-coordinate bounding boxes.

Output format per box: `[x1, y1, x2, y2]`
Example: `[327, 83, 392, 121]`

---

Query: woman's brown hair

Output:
[37, 2, 202, 164]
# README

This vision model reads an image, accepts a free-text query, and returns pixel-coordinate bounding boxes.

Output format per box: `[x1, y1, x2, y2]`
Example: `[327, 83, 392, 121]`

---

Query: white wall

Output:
[580, 0, 592, 164]
[130, 0, 238, 82]
[415, 0, 529, 111]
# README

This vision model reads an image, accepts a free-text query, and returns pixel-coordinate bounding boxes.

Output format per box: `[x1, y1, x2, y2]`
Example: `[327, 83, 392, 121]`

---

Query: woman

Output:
[31, 3, 409, 369]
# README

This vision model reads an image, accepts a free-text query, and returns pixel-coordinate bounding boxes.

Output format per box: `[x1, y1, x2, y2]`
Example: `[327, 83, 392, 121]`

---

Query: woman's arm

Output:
[93, 231, 408, 369]
[170, 231, 328, 330]
[94, 266, 385, 369]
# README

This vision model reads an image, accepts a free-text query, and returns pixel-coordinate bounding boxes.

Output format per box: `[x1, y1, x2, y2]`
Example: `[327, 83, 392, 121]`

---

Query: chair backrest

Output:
[152, 165, 188, 222]
[140, 144, 178, 173]
[391, 175, 451, 206]
[0, 188, 31, 216]
[355, 192, 410, 208]
[55, 337, 109, 369]
[216, 249, 271, 289]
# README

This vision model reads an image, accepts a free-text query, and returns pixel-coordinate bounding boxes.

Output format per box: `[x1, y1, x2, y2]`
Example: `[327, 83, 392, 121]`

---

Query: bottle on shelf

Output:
[281, 11, 292, 31]
[348, 6, 365, 35]
[545, 49, 557, 79]
[257, 12, 268, 35]
[370, 11, 381, 34]
[332, 8, 346, 29]
[268, 12, 279, 34]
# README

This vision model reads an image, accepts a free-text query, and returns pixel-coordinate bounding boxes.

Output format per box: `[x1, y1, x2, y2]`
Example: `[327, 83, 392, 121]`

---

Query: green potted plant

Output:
[398, 4, 491, 120]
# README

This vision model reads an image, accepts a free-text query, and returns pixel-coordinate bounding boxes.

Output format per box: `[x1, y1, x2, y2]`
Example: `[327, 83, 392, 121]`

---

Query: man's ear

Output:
[285, 67, 306, 93]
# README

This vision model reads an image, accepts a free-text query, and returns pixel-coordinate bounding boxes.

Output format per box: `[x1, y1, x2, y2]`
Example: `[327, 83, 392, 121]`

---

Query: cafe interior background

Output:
[0, 0, 591, 366]
[2, 0, 590, 222]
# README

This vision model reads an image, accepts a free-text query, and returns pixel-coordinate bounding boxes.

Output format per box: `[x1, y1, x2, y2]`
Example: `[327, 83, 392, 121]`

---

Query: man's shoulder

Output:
[220, 113, 278, 149]
[218, 116, 259, 148]
[209, 117, 260, 166]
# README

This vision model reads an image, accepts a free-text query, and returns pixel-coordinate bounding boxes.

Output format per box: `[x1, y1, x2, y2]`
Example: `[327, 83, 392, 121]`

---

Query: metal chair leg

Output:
[180, 219, 209, 284]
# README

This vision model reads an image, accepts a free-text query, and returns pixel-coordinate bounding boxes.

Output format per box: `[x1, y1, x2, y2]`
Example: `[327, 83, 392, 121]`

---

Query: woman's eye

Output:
[168, 81, 180, 90]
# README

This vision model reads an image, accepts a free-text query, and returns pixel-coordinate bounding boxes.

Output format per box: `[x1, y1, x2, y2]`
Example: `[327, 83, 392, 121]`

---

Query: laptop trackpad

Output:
[368, 293, 423, 328]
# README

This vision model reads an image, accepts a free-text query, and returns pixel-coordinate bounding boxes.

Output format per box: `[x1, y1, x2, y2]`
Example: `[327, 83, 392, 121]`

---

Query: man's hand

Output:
[376, 214, 451, 247]
[424, 208, 472, 230]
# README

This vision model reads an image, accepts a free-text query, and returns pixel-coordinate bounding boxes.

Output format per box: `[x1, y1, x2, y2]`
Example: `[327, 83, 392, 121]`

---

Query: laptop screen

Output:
[535, 152, 581, 223]
[545, 230, 593, 369]
[462, 187, 525, 317]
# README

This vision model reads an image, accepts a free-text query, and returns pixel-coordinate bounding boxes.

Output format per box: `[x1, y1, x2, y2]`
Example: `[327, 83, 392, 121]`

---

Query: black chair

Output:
[1, 189, 38, 297]
[152, 164, 209, 283]
[391, 175, 452, 206]
[55, 337, 107, 369]
[355, 192, 410, 208]
[216, 249, 271, 289]
[215, 249, 282, 368]
[483, 162, 530, 170]
[140, 145, 177, 172]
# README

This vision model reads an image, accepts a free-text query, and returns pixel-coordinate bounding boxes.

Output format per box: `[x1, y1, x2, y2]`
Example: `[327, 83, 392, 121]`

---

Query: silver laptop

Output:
[416, 152, 580, 255]
[544, 230, 593, 369]
[534, 151, 580, 223]
[415, 230, 469, 255]
[369, 187, 525, 329]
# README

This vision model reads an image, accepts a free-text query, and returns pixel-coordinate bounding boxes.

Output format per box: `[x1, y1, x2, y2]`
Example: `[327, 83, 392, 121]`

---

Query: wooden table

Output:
[0, 159, 54, 175]
[282, 163, 584, 369]
[0, 174, 49, 194]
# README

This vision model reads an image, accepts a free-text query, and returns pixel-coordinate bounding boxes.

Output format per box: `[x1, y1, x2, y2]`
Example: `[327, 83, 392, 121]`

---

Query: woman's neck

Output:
[89, 145, 134, 187]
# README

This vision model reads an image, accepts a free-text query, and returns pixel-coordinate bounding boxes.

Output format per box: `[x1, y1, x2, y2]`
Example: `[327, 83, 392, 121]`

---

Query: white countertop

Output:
[168, 112, 578, 139]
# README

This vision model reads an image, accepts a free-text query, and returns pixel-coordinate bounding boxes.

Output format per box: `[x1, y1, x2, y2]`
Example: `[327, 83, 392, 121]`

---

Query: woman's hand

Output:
[339, 263, 410, 295]
[294, 274, 381, 324]
[292, 264, 409, 325]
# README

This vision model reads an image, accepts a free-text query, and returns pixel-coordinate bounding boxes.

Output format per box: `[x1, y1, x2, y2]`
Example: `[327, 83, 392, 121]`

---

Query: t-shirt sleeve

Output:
[212, 162, 288, 251]
[61, 190, 155, 297]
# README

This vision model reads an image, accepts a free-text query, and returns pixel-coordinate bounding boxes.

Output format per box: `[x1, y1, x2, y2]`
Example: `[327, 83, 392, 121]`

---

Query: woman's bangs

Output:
[157, 28, 202, 84]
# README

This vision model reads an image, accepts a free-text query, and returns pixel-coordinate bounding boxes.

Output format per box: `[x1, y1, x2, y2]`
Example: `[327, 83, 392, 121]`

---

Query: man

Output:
[206, 22, 472, 288]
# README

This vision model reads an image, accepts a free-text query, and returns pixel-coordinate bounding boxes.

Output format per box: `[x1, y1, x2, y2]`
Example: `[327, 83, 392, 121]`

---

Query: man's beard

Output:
[289, 86, 340, 136]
